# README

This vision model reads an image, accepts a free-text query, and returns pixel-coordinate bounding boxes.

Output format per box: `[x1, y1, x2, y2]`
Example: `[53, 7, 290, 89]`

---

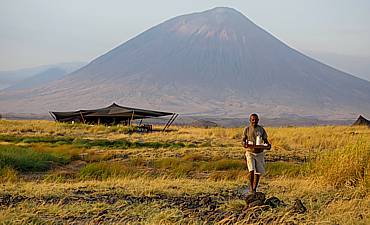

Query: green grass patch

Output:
[265, 162, 308, 177]
[208, 170, 245, 181]
[72, 138, 187, 149]
[199, 159, 244, 171]
[79, 162, 137, 180]
[0, 134, 74, 144]
[0, 145, 70, 172]
[154, 158, 195, 176]
[0, 134, 192, 149]
[21, 136, 74, 144]
[154, 158, 245, 177]
[79, 158, 247, 180]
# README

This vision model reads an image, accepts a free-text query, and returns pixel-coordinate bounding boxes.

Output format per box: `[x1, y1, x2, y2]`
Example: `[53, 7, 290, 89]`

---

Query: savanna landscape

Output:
[1, 2, 370, 225]
[0, 119, 369, 224]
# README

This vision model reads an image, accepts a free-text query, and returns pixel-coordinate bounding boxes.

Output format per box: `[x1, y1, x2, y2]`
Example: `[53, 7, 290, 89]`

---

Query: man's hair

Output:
[250, 113, 259, 119]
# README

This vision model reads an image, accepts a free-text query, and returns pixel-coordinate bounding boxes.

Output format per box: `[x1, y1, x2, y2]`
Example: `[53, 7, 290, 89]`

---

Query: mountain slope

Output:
[0, 7, 369, 118]
[0, 62, 85, 90]
[5, 67, 66, 91]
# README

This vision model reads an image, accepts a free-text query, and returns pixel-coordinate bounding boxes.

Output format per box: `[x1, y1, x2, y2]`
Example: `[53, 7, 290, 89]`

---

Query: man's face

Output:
[250, 115, 259, 127]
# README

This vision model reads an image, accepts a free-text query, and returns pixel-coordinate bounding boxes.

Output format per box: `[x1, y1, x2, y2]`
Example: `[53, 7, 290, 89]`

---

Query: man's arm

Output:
[242, 127, 249, 148]
[244, 154, 248, 169]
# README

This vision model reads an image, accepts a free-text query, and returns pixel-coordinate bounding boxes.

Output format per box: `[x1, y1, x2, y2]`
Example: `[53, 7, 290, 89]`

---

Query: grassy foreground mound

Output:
[0, 120, 369, 224]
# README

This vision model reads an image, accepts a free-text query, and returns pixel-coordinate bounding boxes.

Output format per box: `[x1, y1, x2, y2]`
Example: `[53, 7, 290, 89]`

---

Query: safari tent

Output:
[352, 115, 370, 127]
[49, 103, 178, 130]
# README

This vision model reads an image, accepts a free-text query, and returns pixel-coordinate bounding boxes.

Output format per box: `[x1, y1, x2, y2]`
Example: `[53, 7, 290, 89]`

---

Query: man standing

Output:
[242, 113, 271, 193]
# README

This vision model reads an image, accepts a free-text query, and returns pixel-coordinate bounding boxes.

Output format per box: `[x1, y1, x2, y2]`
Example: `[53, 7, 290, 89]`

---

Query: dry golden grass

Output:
[0, 119, 369, 224]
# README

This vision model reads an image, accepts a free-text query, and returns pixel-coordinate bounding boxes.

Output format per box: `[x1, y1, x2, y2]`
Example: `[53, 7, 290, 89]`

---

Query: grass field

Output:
[0, 120, 369, 224]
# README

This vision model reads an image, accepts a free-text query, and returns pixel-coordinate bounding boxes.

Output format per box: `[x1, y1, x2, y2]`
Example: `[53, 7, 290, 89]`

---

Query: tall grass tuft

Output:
[312, 138, 370, 188]
[0, 166, 19, 182]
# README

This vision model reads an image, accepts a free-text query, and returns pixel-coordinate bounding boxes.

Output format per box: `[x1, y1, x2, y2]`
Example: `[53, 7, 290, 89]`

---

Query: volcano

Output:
[1, 7, 369, 118]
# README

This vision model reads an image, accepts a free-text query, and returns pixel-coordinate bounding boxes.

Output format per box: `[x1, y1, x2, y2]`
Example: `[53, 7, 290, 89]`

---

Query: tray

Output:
[251, 144, 271, 150]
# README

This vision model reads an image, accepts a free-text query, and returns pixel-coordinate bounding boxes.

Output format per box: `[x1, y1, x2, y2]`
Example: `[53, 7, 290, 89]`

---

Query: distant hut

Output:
[352, 115, 370, 127]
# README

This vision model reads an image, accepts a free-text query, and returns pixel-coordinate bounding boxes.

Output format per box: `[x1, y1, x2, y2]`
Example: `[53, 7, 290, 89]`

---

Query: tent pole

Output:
[139, 119, 143, 126]
[162, 113, 176, 132]
[79, 111, 86, 124]
[166, 114, 178, 130]
[130, 110, 135, 126]
[162, 113, 175, 131]
[49, 112, 57, 121]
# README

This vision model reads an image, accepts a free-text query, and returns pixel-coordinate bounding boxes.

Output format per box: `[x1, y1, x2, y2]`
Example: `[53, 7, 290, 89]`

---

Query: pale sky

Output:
[1, 0, 370, 79]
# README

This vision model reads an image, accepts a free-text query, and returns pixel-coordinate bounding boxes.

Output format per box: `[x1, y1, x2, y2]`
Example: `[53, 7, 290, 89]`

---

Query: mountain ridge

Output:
[0, 7, 369, 119]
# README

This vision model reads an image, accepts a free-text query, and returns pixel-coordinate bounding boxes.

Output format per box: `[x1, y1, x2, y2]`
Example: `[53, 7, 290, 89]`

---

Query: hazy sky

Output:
[1, 0, 370, 79]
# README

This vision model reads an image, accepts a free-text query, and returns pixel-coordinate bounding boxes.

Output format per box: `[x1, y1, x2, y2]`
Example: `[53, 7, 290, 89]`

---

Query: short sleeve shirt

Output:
[242, 125, 268, 144]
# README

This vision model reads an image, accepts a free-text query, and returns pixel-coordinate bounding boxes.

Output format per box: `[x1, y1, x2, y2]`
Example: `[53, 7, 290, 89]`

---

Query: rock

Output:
[98, 209, 108, 216]
[58, 197, 70, 205]
[265, 196, 284, 208]
[248, 200, 265, 208]
[107, 197, 117, 204]
[291, 199, 307, 213]
[209, 204, 217, 211]
[245, 192, 265, 205]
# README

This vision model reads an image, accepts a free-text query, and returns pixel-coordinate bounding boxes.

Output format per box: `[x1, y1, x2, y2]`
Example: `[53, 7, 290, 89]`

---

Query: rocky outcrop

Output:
[244, 192, 306, 214]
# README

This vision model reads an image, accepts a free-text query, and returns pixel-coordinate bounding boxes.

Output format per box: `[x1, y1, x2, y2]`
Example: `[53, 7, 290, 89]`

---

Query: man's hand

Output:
[242, 141, 249, 148]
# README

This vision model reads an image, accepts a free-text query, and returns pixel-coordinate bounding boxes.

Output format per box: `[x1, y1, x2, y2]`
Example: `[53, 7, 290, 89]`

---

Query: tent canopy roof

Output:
[50, 103, 175, 122]
[352, 115, 370, 126]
